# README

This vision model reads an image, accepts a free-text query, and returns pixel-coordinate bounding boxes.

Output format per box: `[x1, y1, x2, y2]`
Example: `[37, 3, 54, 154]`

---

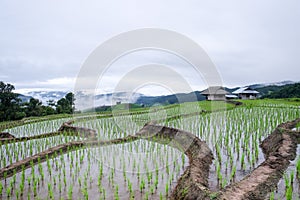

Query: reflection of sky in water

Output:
[5, 118, 71, 137]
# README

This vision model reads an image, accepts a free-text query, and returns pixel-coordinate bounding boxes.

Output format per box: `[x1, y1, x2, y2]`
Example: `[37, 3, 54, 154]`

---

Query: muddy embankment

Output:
[0, 120, 97, 145]
[136, 118, 300, 200]
[1, 117, 300, 200]
[0, 120, 138, 179]
[0, 132, 15, 139]
[219, 118, 300, 200]
[136, 121, 214, 199]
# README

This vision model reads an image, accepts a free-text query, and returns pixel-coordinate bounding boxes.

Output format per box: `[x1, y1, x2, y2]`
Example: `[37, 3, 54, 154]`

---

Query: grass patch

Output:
[238, 99, 300, 107]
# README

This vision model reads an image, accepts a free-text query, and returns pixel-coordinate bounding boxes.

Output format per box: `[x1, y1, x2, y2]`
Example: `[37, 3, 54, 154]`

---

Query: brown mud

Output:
[0, 132, 15, 139]
[225, 100, 243, 106]
[58, 120, 97, 138]
[136, 121, 214, 199]
[219, 118, 300, 200]
[0, 120, 96, 145]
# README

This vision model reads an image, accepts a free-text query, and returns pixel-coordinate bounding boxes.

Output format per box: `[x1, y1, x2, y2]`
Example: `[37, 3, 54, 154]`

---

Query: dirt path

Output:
[0, 120, 97, 145]
[219, 118, 300, 200]
[136, 122, 213, 199]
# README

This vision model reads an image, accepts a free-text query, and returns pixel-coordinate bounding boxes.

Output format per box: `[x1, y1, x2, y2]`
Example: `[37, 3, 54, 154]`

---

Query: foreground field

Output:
[0, 99, 300, 199]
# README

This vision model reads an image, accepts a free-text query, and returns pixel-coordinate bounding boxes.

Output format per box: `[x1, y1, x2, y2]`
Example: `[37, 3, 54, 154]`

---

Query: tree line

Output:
[262, 83, 300, 99]
[0, 81, 75, 121]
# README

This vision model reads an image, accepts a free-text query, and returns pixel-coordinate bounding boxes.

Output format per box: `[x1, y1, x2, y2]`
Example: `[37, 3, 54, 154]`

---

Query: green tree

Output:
[24, 98, 43, 116]
[42, 105, 56, 115]
[0, 81, 25, 121]
[56, 92, 75, 114]
[65, 93, 75, 106]
[24, 98, 57, 117]
[47, 99, 56, 107]
[263, 83, 300, 98]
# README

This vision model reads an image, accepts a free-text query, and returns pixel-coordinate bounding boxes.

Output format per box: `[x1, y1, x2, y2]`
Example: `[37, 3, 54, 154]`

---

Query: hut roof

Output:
[232, 87, 259, 94]
[201, 86, 229, 95]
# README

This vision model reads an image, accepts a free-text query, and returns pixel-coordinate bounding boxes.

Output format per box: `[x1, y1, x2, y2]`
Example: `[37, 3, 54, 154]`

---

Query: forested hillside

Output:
[262, 83, 300, 98]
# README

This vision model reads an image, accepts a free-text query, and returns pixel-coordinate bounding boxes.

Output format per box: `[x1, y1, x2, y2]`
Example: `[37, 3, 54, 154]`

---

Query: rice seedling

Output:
[1, 100, 299, 199]
[296, 158, 300, 178]
[290, 171, 294, 184]
[0, 182, 3, 196]
[269, 191, 275, 200]
[114, 184, 119, 200]
[285, 184, 293, 200]
[160, 192, 163, 200]
[68, 184, 73, 199]
[6, 185, 11, 197]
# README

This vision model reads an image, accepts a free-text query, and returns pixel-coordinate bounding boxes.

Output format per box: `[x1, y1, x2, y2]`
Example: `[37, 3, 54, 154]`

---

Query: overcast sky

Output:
[0, 0, 299, 96]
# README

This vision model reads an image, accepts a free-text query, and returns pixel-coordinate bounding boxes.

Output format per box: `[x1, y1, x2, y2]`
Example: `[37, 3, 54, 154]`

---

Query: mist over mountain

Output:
[16, 94, 33, 103]
[19, 91, 68, 104]
[248, 80, 296, 89]
[261, 83, 300, 98]
[18, 80, 298, 109]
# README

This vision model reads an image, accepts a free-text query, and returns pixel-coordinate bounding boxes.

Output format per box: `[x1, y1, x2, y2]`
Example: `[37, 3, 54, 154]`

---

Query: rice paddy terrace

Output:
[0, 99, 300, 200]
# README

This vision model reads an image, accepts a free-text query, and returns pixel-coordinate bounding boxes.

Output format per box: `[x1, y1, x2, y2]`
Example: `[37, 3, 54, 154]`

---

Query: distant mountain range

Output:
[17, 80, 299, 108]
[75, 91, 143, 110]
[249, 81, 299, 97]
[26, 91, 68, 104]
[135, 81, 299, 106]
[248, 80, 296, 89]
[16, 94, 33, 103]
[261, 82, 300, 98]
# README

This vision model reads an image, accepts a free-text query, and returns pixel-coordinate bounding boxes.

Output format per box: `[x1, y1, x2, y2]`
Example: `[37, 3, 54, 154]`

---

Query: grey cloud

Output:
[0, 0, 299, 93]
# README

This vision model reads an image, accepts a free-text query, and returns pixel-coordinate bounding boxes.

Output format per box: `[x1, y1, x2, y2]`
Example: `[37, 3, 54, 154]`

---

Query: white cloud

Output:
[14, 77, 75, 93]
[0, 0, 299, 94]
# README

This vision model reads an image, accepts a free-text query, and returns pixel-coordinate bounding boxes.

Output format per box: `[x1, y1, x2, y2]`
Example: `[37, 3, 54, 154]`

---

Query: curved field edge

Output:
[1, 117, 300, 199]
[0, 101, 236, 145]
[0, 100, 235, 133]
[218, 118, 300, 200]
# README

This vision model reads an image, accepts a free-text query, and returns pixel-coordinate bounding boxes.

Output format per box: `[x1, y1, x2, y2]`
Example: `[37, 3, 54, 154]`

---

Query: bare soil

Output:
[219, 118, 300, 200]
[0, 132, 15, 139]
[136, 121, 213, 199]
